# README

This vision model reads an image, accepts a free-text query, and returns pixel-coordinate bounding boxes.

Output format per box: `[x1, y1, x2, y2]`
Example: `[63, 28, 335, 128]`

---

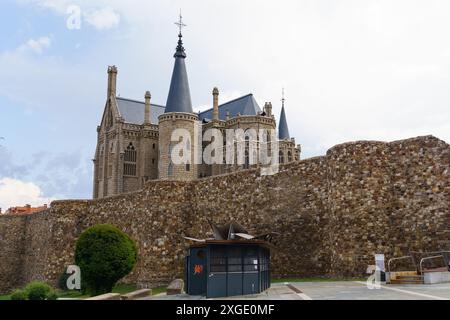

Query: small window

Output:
[168, 162, 173, 177]
[186, 163, 190, 171]
[279, 150, 284, 164]
[153, 143, 156, 149]
[124, 143, 137, 176]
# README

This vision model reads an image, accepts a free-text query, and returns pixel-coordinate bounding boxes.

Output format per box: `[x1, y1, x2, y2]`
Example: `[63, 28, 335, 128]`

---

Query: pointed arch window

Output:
[168, 162, 174, 177]
[124, 142, 137, 176]
[279, 150, 284, 164]
[288, 151, 293, 163]
[244, 150, 250, 169]
[107, 109, 113, 128]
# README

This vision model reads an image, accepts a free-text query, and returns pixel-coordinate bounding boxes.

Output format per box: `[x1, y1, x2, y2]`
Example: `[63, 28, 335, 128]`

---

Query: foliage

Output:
[24, 281, 58, 301]
[58, 267, 71, 290]
[10, 289, 27, 300]
[74, 224, 137, 296]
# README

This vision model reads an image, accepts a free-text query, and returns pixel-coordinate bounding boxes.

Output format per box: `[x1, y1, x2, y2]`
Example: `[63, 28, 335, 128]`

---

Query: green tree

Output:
[24, 281, 58, 300]
[75, 224, 137, 296]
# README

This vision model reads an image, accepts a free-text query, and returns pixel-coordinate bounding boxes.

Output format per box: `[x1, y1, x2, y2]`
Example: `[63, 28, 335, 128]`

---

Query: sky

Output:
[1, 0, 450, 209]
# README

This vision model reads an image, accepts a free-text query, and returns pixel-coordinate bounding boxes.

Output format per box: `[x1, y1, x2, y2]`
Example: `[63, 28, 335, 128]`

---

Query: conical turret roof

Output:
[165, 33, 193, 114]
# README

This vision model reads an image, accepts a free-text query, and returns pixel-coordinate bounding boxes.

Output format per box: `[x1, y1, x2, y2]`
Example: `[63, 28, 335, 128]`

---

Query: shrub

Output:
[10, 289, 27, 300]
[75, 224, 137, 296]
[25, 281, 57, 301]
[46, 291, 59, 301]
[58, 268, 70, 290]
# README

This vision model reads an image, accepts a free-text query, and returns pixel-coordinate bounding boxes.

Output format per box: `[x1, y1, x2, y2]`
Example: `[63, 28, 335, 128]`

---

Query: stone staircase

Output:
[390, 274, 424, 285]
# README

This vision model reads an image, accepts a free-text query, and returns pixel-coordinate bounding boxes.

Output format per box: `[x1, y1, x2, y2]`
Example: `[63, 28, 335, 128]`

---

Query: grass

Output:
[151, 287, 167, 296]
[0, 294, 11, 300]
[0, 284, 166, 300]
[272, 277, 367, 283]
[58, 283, 138, 300]
[112, 284, 137, 295]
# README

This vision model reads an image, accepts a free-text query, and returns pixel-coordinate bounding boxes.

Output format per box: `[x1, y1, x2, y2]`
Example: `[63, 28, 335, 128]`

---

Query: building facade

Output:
[93, 30, 301, 199]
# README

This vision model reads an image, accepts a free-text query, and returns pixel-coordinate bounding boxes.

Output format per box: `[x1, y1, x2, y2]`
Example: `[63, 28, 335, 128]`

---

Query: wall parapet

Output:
[0, 135, 449, 293]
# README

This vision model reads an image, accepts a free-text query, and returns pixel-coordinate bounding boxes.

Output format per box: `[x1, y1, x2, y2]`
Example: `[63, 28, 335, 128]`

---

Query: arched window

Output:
[168, 162, 173, 177]
[124, 143, 137, 176]
[107, 109, 113, 128]
[244, 150, 249, 169]
[288, 151, 293, 163]
[279, 150, 284, 164]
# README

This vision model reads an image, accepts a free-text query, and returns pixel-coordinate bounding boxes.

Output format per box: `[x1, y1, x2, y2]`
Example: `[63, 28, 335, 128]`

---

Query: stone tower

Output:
[278, 90, 301, 163]
[158, 27, 199, 180]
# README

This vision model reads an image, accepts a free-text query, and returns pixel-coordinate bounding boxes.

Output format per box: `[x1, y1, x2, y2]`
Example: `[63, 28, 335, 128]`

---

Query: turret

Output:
[107, 65, 117, 99]
[212, 87, 219, 121]
[144, 91, 151, 125]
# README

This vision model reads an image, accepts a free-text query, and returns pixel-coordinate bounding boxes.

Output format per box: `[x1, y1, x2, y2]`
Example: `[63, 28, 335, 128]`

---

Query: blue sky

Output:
[1, 0, 450, 209]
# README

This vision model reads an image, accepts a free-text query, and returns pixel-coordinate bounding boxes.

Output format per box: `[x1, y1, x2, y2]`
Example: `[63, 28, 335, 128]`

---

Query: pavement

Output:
[141, 281, 450, 300]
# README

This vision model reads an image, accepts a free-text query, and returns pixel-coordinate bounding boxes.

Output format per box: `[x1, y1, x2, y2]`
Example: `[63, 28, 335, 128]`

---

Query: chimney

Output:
[264, 102, 272, 117]
[212, 87, 219, 121]
[107, 65, 118, 99]
[144, 91, 151, 125]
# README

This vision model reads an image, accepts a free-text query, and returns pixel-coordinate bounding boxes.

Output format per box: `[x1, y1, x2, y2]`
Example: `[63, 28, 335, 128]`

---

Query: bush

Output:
[25, 281, 57, 301]
[58, 268, 70, 290]
[75, 224, 137, 296]
[46, 291, 59, 301]
[10, 289, 27, 300]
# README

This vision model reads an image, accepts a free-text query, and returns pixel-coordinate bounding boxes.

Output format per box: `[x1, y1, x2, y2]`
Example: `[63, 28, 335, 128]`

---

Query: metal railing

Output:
[419, 255, 447, 275]
[387, 256, 414, 273]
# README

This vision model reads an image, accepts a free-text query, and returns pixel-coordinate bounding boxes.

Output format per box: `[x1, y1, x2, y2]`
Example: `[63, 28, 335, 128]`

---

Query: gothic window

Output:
[279, 150, 284, 164]
[153, 143, 156, 149]
[107, 109, 113, 128]
[186, 162, 190, 172]
[288, 151, 293, 163]
[244, 150, 249, 169]
[168, 162, 173, 177]
[124, 142, 137, 176]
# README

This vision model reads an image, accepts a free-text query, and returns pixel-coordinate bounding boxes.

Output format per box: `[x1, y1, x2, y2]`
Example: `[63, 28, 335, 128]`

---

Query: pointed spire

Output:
[174, 10, 187, 58]
[278, 88, 290, 140]
[165, 12, 193, 114]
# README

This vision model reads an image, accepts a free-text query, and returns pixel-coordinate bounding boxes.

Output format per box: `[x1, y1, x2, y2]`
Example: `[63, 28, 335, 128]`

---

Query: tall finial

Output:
[175, 9, 187, 36]
[174, 10, 187, 58]
[281, 87, 285, 108]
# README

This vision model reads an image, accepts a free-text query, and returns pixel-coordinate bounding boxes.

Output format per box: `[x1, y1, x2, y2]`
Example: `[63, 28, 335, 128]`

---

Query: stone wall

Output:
[0, 135, 449, 294]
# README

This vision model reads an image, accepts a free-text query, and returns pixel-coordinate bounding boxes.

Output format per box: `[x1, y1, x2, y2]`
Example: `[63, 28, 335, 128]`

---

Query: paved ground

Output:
[142, 281, 450, 300]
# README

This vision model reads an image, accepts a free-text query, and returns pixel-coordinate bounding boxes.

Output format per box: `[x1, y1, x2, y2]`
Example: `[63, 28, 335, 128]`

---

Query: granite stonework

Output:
[0, 135, 449, 294]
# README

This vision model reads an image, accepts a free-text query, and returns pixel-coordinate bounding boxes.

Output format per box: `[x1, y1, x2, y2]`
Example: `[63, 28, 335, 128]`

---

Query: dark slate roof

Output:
[278, 105, 290, 140]
[115, 97, 165, 125]
[165, 35, 193, 113]
[198, 94, 262, 121]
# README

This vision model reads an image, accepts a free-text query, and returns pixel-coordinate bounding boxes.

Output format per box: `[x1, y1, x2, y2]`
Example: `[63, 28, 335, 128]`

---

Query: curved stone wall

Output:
[0, 135, 448, 293]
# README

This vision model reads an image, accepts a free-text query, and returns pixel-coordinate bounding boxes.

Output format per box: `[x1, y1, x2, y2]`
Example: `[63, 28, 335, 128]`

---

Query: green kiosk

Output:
[184, 220, 275, 298]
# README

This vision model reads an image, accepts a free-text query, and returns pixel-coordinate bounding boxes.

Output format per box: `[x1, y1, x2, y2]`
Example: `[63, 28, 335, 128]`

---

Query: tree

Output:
[74, 224, 137, 296]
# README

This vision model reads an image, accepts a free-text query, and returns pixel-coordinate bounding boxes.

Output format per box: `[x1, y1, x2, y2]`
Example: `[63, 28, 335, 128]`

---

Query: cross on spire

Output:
[175, 10, 187, 36]
[281, 88, 286, 108]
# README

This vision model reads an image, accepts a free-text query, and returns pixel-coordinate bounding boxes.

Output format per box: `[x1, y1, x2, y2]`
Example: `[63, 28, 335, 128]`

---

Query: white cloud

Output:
[0, 178, 55, 211]
[84, 7, 120, 30]
[6, 0, 450, 167]
[19, 36, 52, 54]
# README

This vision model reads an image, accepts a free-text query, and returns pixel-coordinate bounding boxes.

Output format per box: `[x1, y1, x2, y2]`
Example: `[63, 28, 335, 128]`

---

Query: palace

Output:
[93, 25, 300, 199]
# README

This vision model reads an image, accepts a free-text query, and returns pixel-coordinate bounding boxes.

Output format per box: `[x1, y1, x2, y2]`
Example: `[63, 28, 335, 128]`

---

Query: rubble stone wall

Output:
[0, 135, 449, 293]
